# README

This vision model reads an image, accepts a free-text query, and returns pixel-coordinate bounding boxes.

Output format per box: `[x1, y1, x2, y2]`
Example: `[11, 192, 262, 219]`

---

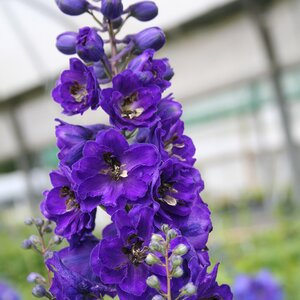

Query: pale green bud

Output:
[171, 255, 183, 268]
[151, 234, 164, 242]
[161, 224, 170, 234]
[145, 253, 161, 265]
[149, 241, 165, 253]
[180, 282, 197, 295]
[166, 229, 177, 242]
[146, 275, 160, 290]
[172, 266, 184, 278]
[173, 244, 188, 256]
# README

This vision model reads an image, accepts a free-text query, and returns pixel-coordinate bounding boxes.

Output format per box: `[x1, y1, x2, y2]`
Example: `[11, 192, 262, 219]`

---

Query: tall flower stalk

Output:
[23, 1, 233, 299]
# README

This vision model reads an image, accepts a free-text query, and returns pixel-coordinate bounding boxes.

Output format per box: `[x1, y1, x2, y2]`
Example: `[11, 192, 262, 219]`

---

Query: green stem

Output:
[165, 241, 172, 300]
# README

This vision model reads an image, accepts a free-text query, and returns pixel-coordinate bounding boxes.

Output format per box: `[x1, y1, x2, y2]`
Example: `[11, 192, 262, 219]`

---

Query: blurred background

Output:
[0, 0, 300, 298]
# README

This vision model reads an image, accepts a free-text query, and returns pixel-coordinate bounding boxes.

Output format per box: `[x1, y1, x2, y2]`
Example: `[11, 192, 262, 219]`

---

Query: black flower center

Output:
[103, 152, 127, 181]
[70, 81, 87, 103]
[60, 186, 80, 211]
[122, 235, 149, 266]
[121, 92, 144, 119]
[157, 181, 178, 206]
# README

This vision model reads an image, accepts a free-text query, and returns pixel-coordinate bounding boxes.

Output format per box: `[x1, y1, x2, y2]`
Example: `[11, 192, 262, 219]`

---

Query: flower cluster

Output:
[26, 0, 233, 299]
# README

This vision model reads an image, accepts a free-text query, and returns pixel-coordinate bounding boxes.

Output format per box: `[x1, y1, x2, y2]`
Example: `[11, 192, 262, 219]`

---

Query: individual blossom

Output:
[128, 49, 173, 91]
[125, 1, 158, 22]
[152, 159, 204, 228]
[76, 27, 105, 63]
[52, 58, 101, 115]
[73, 128, 160, 208]
[101, 70, 161, 130]
[55, 119, 109, 167]
[136, 95, 196, 165]
[233, 270, 284, 300]
[101, 0, 123, 20]
[91, 207, 155, 296]
[41, 165, 96, 240]
[47, 236, 116, 299]
[189, 263, 233, 300]
[55, 0, 88, 16]
[179, 201, 212, 251]
[0, 281, 21, 300]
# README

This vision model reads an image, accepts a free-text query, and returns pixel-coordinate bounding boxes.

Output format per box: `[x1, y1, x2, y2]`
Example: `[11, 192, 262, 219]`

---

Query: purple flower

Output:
[233, 270, 284, 300]
[55, 119, 109, 167]
[56, 31, 77, 55]
[41, 165, 96, 240]
[136, 96, 196, 164]
[76, 27, 105, 63]
[152, 159, 204, 227]
[73, 128, 160, 208]
[47, 236, 116, 299]
[55, 0, 88, 16]
[132, 27, 166, 54]
[91, 207, 155, 296]
[128, 49, 173, 91]
[0, 281, 21, 300]
[52, 58, 101, 115]
[101, 0, 123, 20]
[191, 264, 233, 300]
[180, 202, 212, 251]
[101, 70, 161, 130]
[126, 1, 158, 22]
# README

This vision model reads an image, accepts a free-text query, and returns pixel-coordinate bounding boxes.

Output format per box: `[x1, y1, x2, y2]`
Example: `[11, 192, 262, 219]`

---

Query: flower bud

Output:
[32, 284, 47, 298]
[146, 275, 160, 290]
[101, 0, 123, 20]
[52, 235, 63, 245]
[151, 234, 164, 242]
[161, 224, 169, 234]
[56, 32, 77, 55]
[173, 244, 188, 256]
[111, 17, 123, 29]
[34, 218, 44, 227]
[29, 235, 40, 245]
[162, 58, 174, 81]
[43, 226, 53, 233]
[145, 253, 161, 265]
[27, 273, 46, 284]
[22, 239, 32, 249]
[152, 296, 165, 300]
[172, 266, 183, 278]
[128, 1, 158, 21]
[149, 241, 165, 254]
[180, 282, 197, 296]
[133, 27, 165, 54]
[76, 27, 104, 62]
[171, 255, 183, 268]
[166, 229, 177, 241]
[24, 218, 33, 225]
[55, 0, 88, 16]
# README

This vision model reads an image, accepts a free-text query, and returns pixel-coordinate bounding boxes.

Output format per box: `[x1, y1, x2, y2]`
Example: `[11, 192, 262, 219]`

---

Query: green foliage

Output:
[0, 225, 46, 298]
[210, 214, 300, 300]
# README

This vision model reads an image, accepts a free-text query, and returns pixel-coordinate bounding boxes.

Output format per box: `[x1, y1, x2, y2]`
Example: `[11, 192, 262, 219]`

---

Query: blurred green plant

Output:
[210, 214, 300, 300]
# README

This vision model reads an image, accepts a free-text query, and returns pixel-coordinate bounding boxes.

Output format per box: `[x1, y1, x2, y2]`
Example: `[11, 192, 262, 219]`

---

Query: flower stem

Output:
[165, 242, 172, 300]
[108, 21, 118, 75]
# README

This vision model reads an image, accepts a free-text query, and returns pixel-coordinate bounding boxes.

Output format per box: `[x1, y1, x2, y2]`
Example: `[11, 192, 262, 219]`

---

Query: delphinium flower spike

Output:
[23, 1, 233, 299]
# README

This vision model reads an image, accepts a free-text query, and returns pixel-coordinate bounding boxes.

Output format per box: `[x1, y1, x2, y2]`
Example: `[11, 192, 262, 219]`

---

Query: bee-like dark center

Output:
[70, 81, 87, 103]
[122, 235, 149, 266]
[121, 92, 144, 119]
[157, 181, 178, 206]
[103, 152, 127, 181]
[60, 186, 80, 211]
